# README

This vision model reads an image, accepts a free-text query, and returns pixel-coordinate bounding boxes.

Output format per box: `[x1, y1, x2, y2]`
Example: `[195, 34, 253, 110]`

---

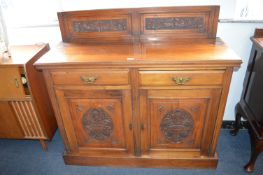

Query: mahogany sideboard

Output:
[35, 6, 242, 168]
[231, 29, 263, 172]
[0, 44, 57, 150]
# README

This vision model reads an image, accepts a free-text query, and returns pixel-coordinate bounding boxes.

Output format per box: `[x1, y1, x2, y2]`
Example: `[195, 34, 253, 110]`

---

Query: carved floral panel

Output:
[73, 19, 127, 33]
[160, 109, 194, 143]
[145, 17, 204, 31]
[82, 108, 114, 141]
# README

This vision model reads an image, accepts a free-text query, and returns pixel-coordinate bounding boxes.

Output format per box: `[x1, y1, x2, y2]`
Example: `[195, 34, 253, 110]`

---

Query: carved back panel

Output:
[58, 6, 219, 43]
[58, 9, 133, 43]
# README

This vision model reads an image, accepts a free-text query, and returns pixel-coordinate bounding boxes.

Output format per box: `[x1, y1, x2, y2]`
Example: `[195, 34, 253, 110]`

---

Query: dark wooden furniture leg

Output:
[244, 126, 263, 173]
[39, 139, 48, 151]
[230, 103, 242, 136]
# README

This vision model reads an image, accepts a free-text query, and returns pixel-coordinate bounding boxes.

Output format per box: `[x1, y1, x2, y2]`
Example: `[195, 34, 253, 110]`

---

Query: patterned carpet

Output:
[0, 129, 262, 175]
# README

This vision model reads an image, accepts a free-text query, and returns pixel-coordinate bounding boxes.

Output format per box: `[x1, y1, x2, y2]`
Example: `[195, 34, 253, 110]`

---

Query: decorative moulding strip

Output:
[219, 19, 263, 23]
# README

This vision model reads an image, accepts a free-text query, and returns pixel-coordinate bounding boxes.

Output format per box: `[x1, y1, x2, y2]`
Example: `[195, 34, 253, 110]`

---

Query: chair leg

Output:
[39, 139, 48, 151]
[244, 127, 263, 173]
[230, 104, 242, 136]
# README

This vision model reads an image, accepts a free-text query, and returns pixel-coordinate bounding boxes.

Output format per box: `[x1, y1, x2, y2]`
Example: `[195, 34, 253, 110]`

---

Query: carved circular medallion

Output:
[82, 108, 113, 141]
[160, 109, 194, 143]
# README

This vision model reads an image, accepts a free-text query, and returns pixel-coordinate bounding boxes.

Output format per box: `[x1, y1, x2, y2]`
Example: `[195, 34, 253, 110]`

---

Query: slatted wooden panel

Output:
[11, 100, 46, 139]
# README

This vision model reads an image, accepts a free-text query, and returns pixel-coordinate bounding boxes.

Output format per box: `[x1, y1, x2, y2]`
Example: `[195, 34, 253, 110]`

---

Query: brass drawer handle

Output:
[172, 77, 191, 85]
[14, 78, 19, 88]
[80, 76, 97, 84]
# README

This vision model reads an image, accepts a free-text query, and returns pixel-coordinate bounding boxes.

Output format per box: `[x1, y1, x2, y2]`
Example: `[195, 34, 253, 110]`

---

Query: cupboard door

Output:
[55, 89, 134, 156]
[140, 89, 221, 157]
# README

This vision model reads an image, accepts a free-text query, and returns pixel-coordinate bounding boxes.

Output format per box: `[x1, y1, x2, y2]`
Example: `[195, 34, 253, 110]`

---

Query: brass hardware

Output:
[14, 78, 19, 88]
[80, 76, 97, 84]
[140, 123, 145, 130]
[172, 77, 191, 85]
[129, 123, 133, 130]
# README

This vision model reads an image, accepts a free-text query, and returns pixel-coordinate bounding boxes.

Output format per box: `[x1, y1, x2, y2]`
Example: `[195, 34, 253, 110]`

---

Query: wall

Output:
[5, 0, 263, 120]
[217, 22, 263, 120]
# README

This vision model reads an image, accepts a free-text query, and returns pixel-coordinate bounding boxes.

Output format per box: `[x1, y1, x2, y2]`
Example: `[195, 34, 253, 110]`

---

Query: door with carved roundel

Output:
[139, 89, 221, 157]
[55, 89, 134, 156]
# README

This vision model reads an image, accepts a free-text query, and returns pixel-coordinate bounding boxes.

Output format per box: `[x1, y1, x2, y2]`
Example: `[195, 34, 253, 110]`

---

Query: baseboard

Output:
[63, 153, 218, 169]
[221, 120, 248, 129]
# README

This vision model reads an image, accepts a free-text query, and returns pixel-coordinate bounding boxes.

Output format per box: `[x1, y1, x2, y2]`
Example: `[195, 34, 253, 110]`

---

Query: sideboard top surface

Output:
[0, 44, 49, 67]
[35, 38, 241, 68]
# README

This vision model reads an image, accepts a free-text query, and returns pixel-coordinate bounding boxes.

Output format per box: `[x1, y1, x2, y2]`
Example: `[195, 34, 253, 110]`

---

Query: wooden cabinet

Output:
[35, 6, 242, 168]
[0, 44, 57, 149]
[231, 29, 263, 172]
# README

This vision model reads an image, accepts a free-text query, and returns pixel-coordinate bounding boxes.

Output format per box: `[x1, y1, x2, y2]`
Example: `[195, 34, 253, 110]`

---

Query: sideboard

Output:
[0, 44, 57, 150]
[35, 6, 242, 168]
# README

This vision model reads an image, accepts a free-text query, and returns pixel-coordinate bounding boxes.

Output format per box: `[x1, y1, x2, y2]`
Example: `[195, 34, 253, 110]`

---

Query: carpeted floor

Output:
[0, 129, 262, 175]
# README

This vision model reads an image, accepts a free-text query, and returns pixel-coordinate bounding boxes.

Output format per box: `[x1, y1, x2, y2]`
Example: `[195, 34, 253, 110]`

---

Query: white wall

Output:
[5, 0, 263, 120]
[217, 22, 263, 120]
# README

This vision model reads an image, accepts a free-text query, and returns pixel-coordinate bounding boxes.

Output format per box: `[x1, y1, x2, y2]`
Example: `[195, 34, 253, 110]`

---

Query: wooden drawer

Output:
[139, 70, 224, 86]
[51, 69, 129, 85]
[0, 68, 25, 98]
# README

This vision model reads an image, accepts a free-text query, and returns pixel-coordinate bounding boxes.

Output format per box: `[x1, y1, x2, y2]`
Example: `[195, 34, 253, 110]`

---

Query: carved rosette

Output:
[73, 19, 127, 33]
[145, 17, 204, 31]
[160, 109, 194, 143]
[82, 108, 113, 141]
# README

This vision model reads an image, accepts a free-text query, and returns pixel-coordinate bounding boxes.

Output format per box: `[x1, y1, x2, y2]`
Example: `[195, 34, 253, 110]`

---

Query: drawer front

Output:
[0, 68, 25, 98]
[51, 69, 129, 86]
[139, 70, 224, 86]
